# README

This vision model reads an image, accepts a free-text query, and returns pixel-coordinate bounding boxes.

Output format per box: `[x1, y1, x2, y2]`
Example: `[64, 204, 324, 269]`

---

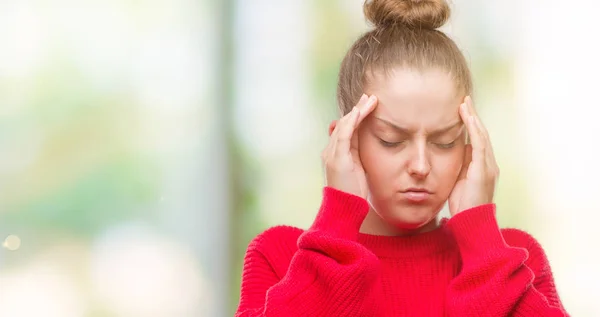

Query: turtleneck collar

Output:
[357, 218, 456, 258]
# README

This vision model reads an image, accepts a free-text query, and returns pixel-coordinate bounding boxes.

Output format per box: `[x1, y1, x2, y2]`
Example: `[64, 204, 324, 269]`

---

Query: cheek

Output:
[358, 137, 380, 170]
[432, 149, 464, 186]
[357, 132, 395, 177]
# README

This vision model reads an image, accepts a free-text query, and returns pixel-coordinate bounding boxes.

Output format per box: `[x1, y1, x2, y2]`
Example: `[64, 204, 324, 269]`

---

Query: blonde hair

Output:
[337, 0, 472, 114]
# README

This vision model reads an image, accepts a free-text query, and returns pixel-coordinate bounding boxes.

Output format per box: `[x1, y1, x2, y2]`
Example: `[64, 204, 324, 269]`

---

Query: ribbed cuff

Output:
[446, 204, 508, 260]
[309, 186, 370, 241]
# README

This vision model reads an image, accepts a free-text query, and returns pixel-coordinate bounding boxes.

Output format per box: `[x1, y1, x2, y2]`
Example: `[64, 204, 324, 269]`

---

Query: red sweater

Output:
[236, 187, 568, 316]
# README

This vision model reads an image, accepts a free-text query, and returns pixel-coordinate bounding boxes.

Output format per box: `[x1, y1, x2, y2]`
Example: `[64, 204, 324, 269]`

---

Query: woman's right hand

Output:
[322, 94, 378, 199]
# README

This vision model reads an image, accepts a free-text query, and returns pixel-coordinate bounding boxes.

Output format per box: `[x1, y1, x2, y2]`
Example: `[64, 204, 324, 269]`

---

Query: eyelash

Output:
[378, 139, 457, 149]
[379, 139, 404, 148]
[435, 141, 456, 149]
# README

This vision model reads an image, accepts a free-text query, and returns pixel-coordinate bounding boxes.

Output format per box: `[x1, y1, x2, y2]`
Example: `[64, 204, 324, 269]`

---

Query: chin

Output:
[376, 204, 440, 231]
[392, 216, 437, 231]
[392, 220, 432, 230]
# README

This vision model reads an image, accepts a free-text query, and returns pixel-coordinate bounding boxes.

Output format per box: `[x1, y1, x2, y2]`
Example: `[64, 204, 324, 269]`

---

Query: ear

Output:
[328, 120, 338, 136]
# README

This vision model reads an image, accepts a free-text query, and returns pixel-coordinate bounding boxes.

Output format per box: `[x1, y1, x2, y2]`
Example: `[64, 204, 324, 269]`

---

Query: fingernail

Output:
[359, 94, 367, 102]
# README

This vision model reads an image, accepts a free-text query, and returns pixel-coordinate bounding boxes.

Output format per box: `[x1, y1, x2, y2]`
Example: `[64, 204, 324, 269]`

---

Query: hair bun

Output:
[364, 0, 450, 29]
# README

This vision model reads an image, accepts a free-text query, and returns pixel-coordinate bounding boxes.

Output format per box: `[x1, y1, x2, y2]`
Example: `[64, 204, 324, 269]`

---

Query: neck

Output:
[359, 208, 440, 236]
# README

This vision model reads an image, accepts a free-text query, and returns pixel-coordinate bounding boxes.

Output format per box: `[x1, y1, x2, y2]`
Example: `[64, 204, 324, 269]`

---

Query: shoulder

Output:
[500, 228, 543, 252]
[244, 225, 304, 277]
[500, 228, 552, 271]
[249, 225, 304, 252]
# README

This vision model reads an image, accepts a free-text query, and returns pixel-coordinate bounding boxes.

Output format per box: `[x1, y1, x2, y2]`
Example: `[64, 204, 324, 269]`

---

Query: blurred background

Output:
[1, 0, 599, 316]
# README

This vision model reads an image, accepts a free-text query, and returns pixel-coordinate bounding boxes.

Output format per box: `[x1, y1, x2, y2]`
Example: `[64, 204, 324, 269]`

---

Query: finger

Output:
[347, 96, 377, 158]
[350, 130, 359, 155]
[330, 94, 367, 140]
[457, 144, 472, 180]
[350, 110, 363, 152]
[355, 95, 378, 127]
[466, 96, 490, 140]
[331, 94, 367, 134]
[328, 120, 337, 136]
[356, 93, 368, 108]
[465, 96, 498, 169]
[327, 94, 371, 161]
[349, 95, 377, 154]
[474, 116, 498, 169]
[459, 102, 485, 163]
[327, 114, 347, 160]
[326, 114, 349, 160]
[334, 107, 360, 158]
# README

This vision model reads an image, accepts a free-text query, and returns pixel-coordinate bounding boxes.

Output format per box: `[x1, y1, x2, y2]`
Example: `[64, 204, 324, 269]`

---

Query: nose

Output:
[407, 142, 431, 178]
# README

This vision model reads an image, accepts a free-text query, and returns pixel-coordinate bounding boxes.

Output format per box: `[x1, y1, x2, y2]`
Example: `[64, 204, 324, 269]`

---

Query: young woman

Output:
[235, 0, 569, 316]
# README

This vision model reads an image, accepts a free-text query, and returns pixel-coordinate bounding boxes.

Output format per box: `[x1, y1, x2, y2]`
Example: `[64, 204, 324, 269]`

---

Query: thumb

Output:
[458, 144, 472, 180]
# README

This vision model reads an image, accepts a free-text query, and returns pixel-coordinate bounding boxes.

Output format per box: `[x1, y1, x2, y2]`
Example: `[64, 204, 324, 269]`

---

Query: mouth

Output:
[401, 187, 433, 194]
[400, 188, 433, 203]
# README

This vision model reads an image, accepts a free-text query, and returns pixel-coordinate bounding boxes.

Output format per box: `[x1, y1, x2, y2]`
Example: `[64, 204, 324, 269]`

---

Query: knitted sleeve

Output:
[444, 204, 569, 316]
[235, 187, 385, 317]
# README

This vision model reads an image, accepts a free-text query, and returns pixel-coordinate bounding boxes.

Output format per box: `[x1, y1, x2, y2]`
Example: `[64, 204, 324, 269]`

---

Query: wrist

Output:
[310, 186, 370, 241]
[446, 204, 508, 259]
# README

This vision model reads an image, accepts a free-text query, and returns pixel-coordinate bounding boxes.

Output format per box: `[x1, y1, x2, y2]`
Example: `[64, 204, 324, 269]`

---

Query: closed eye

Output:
[434, 141, 457, 149]
[379, 138, 404, 148]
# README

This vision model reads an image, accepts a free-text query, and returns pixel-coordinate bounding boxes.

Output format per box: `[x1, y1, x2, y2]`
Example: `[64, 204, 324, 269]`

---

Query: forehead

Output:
[365, 68, 462, 131]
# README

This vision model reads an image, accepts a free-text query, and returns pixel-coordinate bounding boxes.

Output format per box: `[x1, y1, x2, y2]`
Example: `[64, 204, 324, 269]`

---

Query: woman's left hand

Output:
[448, 96, 499, 217]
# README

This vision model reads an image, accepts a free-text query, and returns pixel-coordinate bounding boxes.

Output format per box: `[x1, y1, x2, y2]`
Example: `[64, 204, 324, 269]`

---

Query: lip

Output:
[400, 188, 433, 203]
[402, 187, 432, 194]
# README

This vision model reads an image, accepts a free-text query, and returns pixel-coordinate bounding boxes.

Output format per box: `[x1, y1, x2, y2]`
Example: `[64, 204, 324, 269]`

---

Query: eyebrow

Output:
[373, 117, 463, 136]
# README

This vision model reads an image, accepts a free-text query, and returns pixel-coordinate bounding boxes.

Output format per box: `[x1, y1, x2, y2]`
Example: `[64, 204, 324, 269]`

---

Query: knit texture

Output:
[236, 187, 569, 316]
